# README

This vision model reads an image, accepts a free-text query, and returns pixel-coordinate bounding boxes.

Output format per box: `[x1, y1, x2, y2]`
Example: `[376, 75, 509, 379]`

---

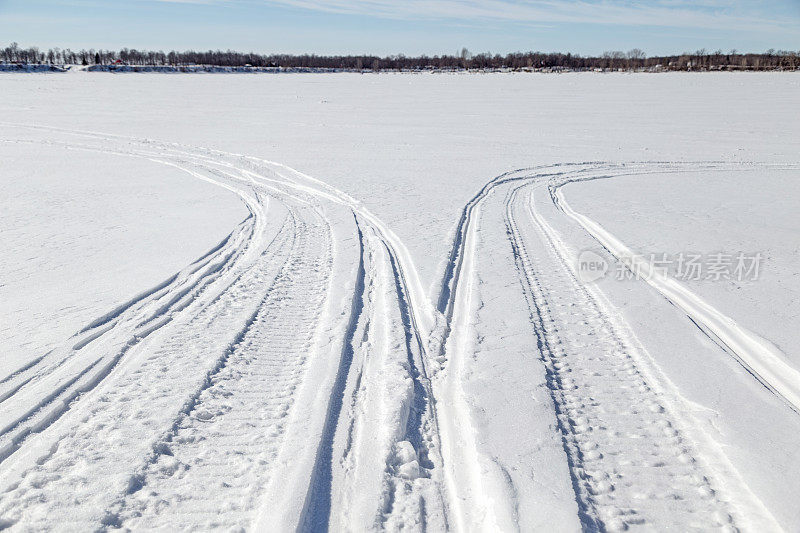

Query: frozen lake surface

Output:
[0, 72, 798, 531]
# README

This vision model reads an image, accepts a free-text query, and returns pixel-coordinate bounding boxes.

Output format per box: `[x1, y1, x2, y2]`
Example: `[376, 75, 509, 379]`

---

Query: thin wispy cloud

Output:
[256, 0, 796, 32]
[4, 0, 798, 54]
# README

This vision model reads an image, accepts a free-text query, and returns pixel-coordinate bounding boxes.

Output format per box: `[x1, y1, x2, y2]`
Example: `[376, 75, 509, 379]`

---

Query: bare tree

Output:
[2, 41, 796, 72]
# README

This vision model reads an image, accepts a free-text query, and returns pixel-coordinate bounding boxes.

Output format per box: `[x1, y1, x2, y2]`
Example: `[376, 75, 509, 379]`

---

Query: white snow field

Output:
[0, 141, 246, 380]
[0, 72, 799, 532]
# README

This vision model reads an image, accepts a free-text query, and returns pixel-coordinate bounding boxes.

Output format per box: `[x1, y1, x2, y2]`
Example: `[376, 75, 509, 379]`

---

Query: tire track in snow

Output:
[0, 142, 259, 397]
[0, 179, 258, 467]
[504, 183, 601, 531]
[551, 175, 800, 415]
[430, 163, 600, 531]
[5, 121, 787, 531]
[292, 214, 447, 531]
[507, 182, 742, 530]
[126, 145, 438, 529]
[0, 217, 253, 398]
[113, 204, 334, 530]
[300, 215, 365, 532]
[0, 135, 309, 529]
[166, 144, 448, 530]
[0, 125, 449, 531]
[433, 162, 794, 531]
[215, 152, 449, 529]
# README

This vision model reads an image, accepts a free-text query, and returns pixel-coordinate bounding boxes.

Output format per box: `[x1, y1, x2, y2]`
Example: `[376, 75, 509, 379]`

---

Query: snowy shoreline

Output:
[1, 73, 798, 531]
[2, 63, 797, 74]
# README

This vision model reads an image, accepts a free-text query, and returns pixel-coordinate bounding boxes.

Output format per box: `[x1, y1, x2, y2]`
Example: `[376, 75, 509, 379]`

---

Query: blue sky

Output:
[0, 0, 798, 56]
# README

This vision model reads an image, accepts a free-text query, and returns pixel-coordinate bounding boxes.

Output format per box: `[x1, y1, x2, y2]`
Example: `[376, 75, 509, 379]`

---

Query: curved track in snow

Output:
[0, 126, 446, 531]
[431, 162, 798, 532]
[552, 181, 800, 415]
[1, 122, 798, 532]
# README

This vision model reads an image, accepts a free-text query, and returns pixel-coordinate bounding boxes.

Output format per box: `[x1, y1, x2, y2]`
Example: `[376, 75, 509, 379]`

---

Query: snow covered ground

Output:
[0, 140, 245, 379]
[562, 168, 800, 365]
[0, 72, 798, 531]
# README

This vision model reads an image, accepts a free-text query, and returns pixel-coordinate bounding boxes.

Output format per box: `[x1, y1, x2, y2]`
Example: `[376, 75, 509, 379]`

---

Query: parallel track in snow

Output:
[506, 181, 734, 530]
[0, 168, 261, 467]
[1, 121, 796, 532]
[432, 162, 796, 532]
[115, 204, 334, 530]
[0, 125, 448, 531]
[0, 136, 329, 530]
[551, 177, 800, 415]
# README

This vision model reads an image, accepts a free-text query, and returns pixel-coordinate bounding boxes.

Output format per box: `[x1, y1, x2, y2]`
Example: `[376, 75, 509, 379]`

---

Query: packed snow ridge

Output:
[1, 117, 799, 532]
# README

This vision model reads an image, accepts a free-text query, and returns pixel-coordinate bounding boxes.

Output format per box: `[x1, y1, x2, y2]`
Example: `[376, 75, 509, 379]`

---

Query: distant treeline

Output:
[2, 43, 799, 71]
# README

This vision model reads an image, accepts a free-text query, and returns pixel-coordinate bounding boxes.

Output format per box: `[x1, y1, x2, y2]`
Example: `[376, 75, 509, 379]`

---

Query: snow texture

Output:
[0, 72, 799, 532]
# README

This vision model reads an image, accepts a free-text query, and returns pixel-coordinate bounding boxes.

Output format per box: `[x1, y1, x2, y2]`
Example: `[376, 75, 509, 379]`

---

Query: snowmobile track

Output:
[1, 121, 797, 532]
